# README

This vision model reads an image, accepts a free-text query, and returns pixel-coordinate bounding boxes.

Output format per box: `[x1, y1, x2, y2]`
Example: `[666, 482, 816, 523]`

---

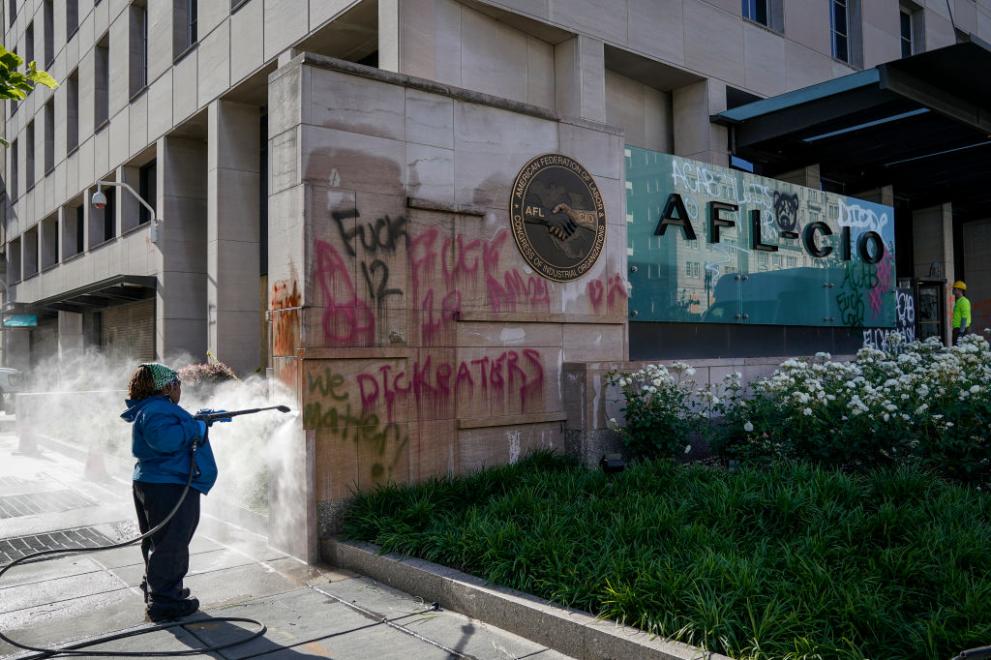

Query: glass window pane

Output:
[833, 1, 847, 35]
[900, 11, 912, 39]
[756, 0, 768, 24]
[836, 34, 848, 61]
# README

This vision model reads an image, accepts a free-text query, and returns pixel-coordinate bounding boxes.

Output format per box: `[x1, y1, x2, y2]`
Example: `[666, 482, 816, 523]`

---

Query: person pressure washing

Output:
[121, 363, 229, 622]
[952, 280, 972, 345]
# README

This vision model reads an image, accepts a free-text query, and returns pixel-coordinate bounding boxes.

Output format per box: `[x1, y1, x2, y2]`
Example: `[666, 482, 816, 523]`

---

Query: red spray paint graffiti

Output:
[313, 208, 626, 347]
[587, 273, 628, 312]
[869, 250, 894, 318]
[356, 349, 544, 423]
[313, 239, 376, 346]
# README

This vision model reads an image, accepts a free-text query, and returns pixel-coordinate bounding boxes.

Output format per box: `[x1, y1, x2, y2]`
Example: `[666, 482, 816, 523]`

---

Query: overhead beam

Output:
[731, 87, 901, 149]
[878, 65, 991, 134]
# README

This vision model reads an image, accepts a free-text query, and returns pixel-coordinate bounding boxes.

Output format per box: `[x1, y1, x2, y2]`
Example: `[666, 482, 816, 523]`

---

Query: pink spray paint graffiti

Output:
[869, 249, 894, 318]
[587, 273, 628, 312]
[356, 349, 545, 423]
[313, 239, 376, 346]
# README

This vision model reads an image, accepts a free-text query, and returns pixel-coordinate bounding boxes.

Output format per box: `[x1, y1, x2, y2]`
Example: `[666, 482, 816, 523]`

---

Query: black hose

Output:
[0, 438, 267, 658]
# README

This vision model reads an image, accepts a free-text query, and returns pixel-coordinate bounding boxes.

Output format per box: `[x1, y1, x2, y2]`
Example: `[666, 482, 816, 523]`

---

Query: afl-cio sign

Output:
[510, 153, 606, 282]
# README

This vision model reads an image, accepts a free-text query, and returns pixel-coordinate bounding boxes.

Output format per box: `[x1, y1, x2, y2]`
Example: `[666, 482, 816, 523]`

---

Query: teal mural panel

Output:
[625, 148, 896, 328]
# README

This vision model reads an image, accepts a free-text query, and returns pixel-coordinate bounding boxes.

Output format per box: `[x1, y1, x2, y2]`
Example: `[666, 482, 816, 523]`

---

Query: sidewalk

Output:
[0, 432, 571, 659]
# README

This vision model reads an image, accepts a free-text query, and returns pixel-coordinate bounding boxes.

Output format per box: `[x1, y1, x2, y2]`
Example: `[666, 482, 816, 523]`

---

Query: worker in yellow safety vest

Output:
[952, 280, 971, 345]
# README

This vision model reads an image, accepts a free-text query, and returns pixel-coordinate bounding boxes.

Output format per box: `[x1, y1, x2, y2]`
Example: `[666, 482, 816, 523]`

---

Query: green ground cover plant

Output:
[343, 454, 991, 659]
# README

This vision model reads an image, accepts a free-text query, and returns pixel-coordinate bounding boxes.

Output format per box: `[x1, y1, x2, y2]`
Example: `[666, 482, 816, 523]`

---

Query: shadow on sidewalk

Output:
[177, 616, 331, 659]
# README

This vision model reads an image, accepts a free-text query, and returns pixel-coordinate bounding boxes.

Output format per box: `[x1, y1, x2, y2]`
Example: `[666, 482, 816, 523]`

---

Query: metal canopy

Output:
[713, 41, 991, 215]
[10, 275, 157, 315]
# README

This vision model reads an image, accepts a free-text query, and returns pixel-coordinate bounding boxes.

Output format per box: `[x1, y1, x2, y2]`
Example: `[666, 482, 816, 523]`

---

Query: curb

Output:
[327, 540, 731, 660]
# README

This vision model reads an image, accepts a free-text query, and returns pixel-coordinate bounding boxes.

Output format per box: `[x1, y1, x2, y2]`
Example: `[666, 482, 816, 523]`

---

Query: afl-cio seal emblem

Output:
[509, 153, 606, 283]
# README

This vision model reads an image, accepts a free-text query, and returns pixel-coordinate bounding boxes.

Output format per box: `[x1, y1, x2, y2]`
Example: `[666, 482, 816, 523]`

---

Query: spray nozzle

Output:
[195, 405, 293, 423]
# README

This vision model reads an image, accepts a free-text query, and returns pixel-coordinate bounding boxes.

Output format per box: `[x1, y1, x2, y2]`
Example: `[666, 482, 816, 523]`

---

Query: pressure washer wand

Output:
[194, 405, 292, 423]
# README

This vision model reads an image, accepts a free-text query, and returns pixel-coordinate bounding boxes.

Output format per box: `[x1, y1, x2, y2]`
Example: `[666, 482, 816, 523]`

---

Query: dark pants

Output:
[132, 481, 200, 610]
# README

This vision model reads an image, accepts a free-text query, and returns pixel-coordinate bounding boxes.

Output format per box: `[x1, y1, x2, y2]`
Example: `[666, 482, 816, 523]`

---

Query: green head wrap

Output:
[141, 363, 179, 391]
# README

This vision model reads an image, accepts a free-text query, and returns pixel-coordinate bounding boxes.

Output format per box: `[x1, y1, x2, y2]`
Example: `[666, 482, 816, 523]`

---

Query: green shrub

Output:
[607, 362, 703, 459]
[716, 335, 991, 482]
[608, 334, 991, 482]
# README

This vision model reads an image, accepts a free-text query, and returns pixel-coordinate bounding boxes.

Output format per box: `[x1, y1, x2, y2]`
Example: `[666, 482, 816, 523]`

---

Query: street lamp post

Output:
[92, 180, 161, 244]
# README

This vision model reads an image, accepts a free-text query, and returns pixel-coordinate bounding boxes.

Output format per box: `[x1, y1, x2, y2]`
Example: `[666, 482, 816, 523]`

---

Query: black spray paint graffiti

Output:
[331, 208, 407, 314]
[304, 367, 409, 481]
[773, 192, 800, 233]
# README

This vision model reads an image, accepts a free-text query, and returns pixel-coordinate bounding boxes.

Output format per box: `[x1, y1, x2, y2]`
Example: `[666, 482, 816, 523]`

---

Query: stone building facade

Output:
[3, 0, 991, 558]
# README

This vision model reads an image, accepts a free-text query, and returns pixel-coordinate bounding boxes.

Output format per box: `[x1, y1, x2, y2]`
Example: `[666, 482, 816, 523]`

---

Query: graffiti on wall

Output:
[356, 349, 545, 423]
[627, 147, 896, 327]
[311, 204, 625, 349]
[303, 365, 409, 482]
[863, 288, 916, 351]
[271, 279, 301, 356]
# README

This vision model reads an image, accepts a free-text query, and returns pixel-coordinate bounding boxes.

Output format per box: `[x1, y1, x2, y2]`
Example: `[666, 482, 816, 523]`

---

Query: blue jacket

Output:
[121, 396, 218, 494]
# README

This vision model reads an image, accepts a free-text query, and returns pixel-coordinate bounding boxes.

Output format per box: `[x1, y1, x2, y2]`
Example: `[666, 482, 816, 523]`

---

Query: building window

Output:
[66, 0, 78, 39]
[830, 0, 849, 62]
[173, 0, 198, 59]
[43, 0, 54, 67]
[10, 139, 19, 200]
[67, 69, 79, 152]
[8, 0, 16, 27]
[72, 205, 85, 256]
[8, 237, 21, 285]
[742, 0, 768, 26]
[900, 10, 913, 57]
[95, 34, 109, 129]
[188, 0, 198, 45]
[139, 160, 156, 224]
[63, 203, 85, 260]
[23, 226, 39, 278]
[90, 186, 116, 247]
[42, 213, 58, 270]
[44, 99, 55, 174]
[130, 2, 149, 96]
[25, 120, 35, 191]
[25, 21, 34, 66]
[103, 188, 116, 242]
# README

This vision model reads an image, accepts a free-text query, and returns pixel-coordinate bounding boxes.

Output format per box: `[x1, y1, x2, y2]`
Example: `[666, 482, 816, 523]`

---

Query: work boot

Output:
[141, 581, 190, 603]
[146, 597, 200, 622]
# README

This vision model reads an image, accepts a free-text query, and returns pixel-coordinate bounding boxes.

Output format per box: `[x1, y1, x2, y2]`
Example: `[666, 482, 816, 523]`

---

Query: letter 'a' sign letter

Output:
[655, 193, 697, 241]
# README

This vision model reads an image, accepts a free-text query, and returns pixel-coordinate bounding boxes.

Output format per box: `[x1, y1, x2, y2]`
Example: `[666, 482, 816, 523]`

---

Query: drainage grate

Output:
[0, 526, 114, 565]
[0, 489, 96, 519]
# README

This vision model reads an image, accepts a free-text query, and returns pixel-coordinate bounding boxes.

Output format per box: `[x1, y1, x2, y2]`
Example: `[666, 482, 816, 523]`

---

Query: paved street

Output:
[0, 433, 570, 660]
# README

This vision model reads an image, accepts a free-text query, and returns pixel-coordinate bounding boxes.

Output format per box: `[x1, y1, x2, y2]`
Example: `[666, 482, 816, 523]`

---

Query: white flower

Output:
[803, 407, 812, 416]
[743, 421, 754, 433]
[684, 444, 692, 454]
[970, 385, 982, 394]
[685, 368, 696, 377]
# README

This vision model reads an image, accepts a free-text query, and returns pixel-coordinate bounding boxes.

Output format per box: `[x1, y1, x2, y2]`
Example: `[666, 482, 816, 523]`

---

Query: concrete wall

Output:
[267, 54, 629, 547]
[604, 70, 673, 153]
[562, 354, 853, 467]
